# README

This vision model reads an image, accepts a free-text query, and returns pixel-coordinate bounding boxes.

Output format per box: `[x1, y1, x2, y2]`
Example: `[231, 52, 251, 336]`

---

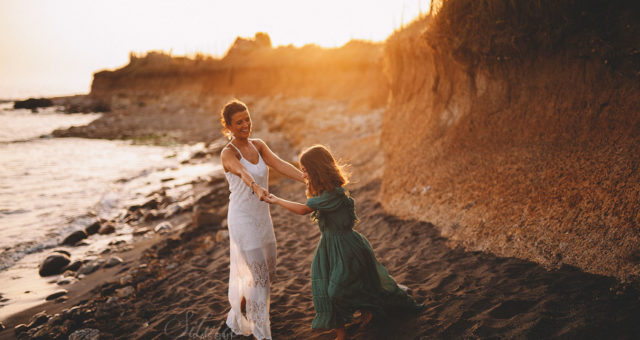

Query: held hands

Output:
[263, 193, 278, 204]
[252, 183, 269, 202]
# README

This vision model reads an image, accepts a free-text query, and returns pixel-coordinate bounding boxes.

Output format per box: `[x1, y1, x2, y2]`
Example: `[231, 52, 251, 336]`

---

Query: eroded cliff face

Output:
[382, 15, 640, 279]
[90, 39, 387, 111]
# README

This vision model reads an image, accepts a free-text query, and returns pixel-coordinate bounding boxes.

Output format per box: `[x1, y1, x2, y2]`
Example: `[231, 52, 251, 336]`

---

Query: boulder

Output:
[39, 253, 71, 276]
[62, 230, 87, 245]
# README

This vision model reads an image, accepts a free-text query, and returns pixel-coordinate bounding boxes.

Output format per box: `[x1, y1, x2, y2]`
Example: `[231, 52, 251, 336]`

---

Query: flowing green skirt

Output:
[311, 229, 423, 329]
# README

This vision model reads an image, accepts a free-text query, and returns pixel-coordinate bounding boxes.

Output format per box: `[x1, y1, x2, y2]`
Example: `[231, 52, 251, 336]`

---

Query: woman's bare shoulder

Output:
[221, 144, 240, 159]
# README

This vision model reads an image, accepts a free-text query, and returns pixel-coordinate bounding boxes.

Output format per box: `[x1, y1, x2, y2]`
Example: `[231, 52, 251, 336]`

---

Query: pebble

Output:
[27, 311, 49, 328]
[104, 256, 123, 268]
[78, 259, 105, 275]
[98, 223, 116, 235]
[46, 290, 68, 301]
[154, 221, 173, 233]
[62, 230, 88, 246]
[116, 285, 135, 298]
[133, 227, 151, 236]
[69, 328, 100, 340]
[216, 230, 229, 242]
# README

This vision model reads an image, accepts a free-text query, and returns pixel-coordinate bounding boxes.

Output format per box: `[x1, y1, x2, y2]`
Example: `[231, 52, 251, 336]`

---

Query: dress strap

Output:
[248, 140, 262, 158]
[228, 142, 245, 159]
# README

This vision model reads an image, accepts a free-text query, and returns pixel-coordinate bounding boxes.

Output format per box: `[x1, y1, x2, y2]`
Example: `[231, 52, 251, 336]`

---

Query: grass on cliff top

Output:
[423, 0, 639, 77]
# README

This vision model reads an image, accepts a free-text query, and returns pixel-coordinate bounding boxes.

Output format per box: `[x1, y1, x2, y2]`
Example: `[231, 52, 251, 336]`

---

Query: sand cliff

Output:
[382, 1, 640, 280]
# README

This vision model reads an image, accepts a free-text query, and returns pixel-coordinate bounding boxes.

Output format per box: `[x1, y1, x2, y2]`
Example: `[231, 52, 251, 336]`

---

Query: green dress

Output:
[306, 186, 423, 329]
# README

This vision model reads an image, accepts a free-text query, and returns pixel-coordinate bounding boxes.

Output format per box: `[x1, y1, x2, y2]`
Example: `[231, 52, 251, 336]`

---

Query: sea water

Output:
[0, 103, 221, 319]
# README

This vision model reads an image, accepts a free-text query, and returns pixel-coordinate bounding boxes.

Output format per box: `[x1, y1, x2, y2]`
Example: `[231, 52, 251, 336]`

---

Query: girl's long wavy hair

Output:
[299, 145, 349, 198]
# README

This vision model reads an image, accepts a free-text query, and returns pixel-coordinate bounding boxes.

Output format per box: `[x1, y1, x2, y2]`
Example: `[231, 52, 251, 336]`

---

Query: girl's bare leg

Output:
[335, 327, 349, 340]
[360, 310, 373, 328]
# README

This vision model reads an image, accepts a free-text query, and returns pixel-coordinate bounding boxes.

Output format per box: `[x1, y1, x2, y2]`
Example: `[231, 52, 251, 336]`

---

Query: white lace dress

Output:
[224, 141, 276, 340]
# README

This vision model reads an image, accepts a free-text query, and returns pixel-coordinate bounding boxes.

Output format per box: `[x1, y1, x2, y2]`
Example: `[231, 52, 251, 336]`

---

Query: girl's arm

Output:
[265, 194, 313, 215]
[253, 139, 305, 183]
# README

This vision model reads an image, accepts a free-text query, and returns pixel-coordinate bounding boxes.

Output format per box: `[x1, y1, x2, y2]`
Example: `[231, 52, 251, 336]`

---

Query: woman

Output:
[219, 99, 304, 340]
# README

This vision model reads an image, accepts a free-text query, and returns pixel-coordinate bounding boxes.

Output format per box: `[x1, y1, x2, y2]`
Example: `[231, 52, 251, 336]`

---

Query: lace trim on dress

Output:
[248, 256, 276, 287]
[248, 299, 269, 331]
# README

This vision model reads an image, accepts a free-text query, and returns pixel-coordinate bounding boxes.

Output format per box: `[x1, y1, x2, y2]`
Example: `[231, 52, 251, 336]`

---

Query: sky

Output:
[0, 0, 431, 99]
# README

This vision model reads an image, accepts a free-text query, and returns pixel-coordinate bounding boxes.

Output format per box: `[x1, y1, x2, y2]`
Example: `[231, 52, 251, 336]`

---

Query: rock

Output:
[46, 290, 68, 301]
[193, 206, 224, 228]
[108, 239, 125, 246]
[98, 223, 116, 235]
[78, 259, 105, 275]
[104, 256, 123, 268]
[84, 221, 101, 235]
[69, 328, 100, 340]
[53, 249, 71, 257]
[133, 227, 151, 236]
[55, 295, 69, 303]
[57, 278, 73, 285]
[62, 230, 88, 245]
[14, 323, 27, 335]
[154, 221, 172, 234]
[63, 270, 78, 277]
[141, 197, 158, 210]
[46, 313, 64, 326]
[27, 311, 49, 328]
[161, 204, 181, 218]
[65, 260, 83, 272]
[39, 253, 71, 276]
[216, 230, 229, 242]
[0, 321, 4, 331]
[143, 209, 162, 221]
[191, 150, 207, 158]
[119, 274, 133, 285]
[13, 97, 53, 110]
[116, 285, 134, 298]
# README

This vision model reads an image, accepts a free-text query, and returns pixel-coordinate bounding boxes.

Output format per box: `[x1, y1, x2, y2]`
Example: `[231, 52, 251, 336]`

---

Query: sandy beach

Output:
[2, 175, 640, 339]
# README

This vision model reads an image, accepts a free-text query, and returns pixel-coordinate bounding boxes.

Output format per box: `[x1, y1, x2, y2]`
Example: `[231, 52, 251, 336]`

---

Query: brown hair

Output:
[299, 145, 349, 197]
[220, 99, 248, 138]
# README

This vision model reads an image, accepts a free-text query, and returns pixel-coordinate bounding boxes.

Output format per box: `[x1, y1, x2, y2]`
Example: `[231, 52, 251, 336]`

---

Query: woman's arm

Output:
[253, 139, 305, 183]
[264, 194, 313, 215]
[221, 147, 268, 198]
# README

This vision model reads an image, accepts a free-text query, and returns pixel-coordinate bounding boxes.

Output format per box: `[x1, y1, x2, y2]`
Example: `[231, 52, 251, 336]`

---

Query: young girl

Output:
[264, 145, 423, 340]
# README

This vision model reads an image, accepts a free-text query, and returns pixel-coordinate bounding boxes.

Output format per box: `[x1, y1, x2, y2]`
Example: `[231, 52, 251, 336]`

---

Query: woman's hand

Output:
[263, 193, 279, 204]
[253, 184, 269, 201]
